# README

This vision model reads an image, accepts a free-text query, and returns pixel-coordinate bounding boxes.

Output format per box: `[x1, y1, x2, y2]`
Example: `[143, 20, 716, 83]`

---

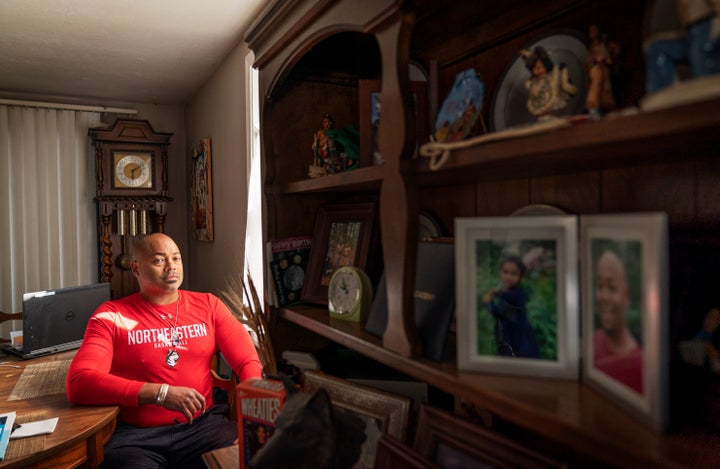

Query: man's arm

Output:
[212, 295, 264, 381]
[66, 314, 146, 406]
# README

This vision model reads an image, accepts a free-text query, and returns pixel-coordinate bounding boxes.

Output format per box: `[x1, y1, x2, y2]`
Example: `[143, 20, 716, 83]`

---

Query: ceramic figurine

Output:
[309, 114, 336, 178]
[584, 24, 617, 118]
[308, 114, 360, 178]
[644, 0, 720, 93]
[520, 46, 577, 118]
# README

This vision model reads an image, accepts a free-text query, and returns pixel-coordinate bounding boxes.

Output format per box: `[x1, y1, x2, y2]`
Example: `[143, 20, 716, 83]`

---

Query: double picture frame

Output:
[455, 213, 669, 431]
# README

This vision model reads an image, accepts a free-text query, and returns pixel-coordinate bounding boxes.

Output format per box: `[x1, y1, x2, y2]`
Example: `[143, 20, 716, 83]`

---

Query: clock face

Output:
[114, 152, 152, 189]
[328, 268, 361, 315]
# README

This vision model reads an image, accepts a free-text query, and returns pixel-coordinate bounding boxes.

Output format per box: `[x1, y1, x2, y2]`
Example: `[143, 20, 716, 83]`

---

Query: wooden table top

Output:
[0, 349, 118, 468]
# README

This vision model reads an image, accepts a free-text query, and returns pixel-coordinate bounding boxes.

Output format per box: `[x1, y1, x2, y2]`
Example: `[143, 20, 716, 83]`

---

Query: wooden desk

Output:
[0, 350, 118, 469]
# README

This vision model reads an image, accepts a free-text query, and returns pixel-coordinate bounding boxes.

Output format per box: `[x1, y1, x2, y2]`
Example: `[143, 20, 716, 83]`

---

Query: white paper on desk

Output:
[9, 418, 58, 439]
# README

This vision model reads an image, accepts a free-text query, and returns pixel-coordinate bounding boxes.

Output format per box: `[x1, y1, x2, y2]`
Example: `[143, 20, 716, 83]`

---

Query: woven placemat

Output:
[4, 410, 47, 460]
[8, 359, 71, 401]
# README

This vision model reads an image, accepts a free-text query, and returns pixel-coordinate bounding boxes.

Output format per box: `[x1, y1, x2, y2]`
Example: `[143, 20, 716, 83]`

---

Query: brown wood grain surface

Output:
[0, 350, 117, 469]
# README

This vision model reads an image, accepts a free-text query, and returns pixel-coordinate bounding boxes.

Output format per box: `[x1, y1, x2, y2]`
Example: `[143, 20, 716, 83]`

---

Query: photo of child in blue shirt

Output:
[482, 256, 540, 358]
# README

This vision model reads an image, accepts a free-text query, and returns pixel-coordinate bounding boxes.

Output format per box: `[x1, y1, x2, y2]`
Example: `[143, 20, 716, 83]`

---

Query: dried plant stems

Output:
[219, 271, 277, 375]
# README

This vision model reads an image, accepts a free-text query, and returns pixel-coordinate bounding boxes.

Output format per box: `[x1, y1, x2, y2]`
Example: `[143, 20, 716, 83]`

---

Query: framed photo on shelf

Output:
[580, 212, 669, 432]
[454, 215, 579, 379]
[359, 80, 428, 167]
[191, 136, 214, 241]
[303, 370, 412, 468]
[375, 434, 441, 469]
[413, 405, 565, 468]
[301, 202, 377, 304]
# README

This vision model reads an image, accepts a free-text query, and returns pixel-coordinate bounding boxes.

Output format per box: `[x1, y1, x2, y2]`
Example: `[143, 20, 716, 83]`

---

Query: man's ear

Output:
[130, 260, 140, 278]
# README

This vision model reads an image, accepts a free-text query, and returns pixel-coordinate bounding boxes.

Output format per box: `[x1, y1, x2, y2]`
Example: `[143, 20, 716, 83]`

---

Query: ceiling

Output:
[0, 0, 271, 106]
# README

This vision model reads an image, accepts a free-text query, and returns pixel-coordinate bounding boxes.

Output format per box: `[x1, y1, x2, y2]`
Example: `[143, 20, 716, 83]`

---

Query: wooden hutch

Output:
[246, 0, 720, 466]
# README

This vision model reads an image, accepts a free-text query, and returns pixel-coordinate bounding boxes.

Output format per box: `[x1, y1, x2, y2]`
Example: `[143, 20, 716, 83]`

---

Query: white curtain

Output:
[244, 51, 264, 299]
[0, 105, 101, 337]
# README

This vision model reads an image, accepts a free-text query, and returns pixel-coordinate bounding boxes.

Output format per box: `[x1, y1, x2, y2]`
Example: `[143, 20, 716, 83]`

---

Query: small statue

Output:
[584, 24, 617, 118]
[308, 114, 360, 178]
[644, 0, 720, 93]
[521, 46, 577, 118]
[309, 114, 336, 178]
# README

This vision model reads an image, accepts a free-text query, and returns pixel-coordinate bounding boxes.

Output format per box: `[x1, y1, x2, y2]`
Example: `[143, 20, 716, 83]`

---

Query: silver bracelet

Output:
[156, 383, 169, 407]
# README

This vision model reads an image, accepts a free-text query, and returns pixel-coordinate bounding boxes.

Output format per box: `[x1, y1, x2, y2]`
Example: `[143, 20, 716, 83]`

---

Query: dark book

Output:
[366, 241, 455, 361]
[268, 236, 312, 307]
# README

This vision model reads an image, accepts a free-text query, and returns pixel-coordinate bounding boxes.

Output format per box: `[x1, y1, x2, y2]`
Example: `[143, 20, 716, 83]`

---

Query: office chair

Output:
[0, 311, 22, 344]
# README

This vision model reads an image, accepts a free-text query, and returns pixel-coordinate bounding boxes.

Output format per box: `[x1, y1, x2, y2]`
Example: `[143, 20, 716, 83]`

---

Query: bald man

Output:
[67, 233, 263, 468]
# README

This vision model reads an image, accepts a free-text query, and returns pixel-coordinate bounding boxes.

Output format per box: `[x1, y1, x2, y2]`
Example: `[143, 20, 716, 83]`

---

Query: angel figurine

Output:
[521, 46, 577, 118]
[584, 24, 617, 118]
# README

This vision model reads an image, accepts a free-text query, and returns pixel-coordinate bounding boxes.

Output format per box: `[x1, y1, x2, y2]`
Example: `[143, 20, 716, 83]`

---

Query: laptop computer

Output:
[0, 282, 110, 359]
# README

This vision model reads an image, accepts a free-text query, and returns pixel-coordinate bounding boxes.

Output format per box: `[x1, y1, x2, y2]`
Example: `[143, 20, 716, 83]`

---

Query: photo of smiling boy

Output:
[592, 245, 643, 394]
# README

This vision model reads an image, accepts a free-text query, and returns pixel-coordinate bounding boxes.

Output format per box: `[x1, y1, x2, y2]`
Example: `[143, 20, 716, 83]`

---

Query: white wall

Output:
[184, 41, 252, 294]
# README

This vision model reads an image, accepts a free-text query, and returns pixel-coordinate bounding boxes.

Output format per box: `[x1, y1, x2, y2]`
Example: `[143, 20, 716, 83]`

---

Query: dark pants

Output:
[101, 403, 236, 469]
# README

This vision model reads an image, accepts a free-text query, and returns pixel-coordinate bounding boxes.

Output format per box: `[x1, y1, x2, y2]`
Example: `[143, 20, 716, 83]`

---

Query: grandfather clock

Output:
[90, 119, 173, 299]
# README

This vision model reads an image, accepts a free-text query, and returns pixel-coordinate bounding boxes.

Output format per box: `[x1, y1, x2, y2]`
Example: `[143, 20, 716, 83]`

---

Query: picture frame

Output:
[301, 202, 377, 305]
[359, 80, 428, 167]
[191, 136, 214, 241]
[374, 434, 441, 469]
[455, 216, 579, 379]
[303, 370, 412, 469]
[580, 212, 669, 432]
[413, 405, 566, 468]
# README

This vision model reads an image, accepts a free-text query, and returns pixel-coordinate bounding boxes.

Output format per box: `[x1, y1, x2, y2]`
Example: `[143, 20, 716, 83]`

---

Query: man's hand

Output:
[139, 382, 206, 424]
[163, 385, 206, 423]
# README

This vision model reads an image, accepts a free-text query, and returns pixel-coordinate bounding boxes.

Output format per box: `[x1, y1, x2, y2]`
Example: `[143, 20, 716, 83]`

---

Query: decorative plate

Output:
[490, 31, 588, 131]
[511, 204, 567, 216]
[419, 211, 444, 240]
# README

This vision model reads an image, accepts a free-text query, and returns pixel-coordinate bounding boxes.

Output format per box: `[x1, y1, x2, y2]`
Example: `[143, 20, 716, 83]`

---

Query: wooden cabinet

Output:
[246, 0, 720, 466]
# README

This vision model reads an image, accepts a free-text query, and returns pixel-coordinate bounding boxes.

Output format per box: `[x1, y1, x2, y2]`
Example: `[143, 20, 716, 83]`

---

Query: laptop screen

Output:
[21, 282, 111, 356]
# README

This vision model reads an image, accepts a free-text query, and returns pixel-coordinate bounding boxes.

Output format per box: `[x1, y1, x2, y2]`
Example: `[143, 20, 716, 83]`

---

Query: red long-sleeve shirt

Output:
[66, 290, 263, 427]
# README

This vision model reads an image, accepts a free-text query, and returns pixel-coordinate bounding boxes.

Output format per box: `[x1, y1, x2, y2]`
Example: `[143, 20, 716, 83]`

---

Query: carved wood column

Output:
[376, 10, 422, 358]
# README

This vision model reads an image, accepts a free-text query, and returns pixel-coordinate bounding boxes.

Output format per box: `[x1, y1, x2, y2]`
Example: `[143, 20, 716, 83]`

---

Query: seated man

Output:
[66, 233, 263, 468]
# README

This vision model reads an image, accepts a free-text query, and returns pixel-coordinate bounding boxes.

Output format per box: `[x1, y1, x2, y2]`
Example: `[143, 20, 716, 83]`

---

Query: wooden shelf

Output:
[280, 98, 720, 193]
[281, 305, 720, 468]
[282, 165, 385, 194]
[411, 98, 720, 186]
